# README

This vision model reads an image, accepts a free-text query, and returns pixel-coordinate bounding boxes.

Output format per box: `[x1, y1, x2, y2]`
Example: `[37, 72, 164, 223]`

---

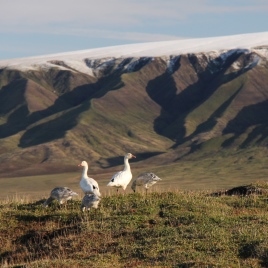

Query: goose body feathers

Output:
[131, 172, 161, 192]
[78, 161, 101, 197]
[81, 194, 101, 212]
[107, 153, 136, 191]
[43, 187, 78, 207]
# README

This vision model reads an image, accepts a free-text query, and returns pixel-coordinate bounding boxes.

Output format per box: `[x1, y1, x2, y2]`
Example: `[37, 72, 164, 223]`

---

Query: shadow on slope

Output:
[0, 70, 124, 147]
[99, 151, 164, 168]
[176, 85, 243, 155]
[222, 99, 268, 148]
[19, 76, 123, 148]
[146, 50, 257, 149]
[0, 78, 29, 137]
[18, 102, 90, 147]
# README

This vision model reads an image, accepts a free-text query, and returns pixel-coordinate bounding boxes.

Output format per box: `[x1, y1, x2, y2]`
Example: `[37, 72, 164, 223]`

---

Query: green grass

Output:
[1, 187, 268, 267]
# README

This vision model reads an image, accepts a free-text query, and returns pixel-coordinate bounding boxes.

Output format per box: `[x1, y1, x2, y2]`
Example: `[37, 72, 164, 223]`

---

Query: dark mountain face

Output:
[0, 47, 268, 176]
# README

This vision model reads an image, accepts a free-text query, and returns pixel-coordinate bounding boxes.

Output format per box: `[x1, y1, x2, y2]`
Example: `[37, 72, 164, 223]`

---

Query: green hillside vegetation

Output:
[183, 77, 244, 138]
[1, 185, 268, 267]
[1, 52, 268, 178]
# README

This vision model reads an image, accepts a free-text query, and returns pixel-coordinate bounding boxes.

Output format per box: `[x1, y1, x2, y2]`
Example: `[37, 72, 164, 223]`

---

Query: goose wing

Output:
[80, 177, 101, 196]
[107, 170, 132, 187]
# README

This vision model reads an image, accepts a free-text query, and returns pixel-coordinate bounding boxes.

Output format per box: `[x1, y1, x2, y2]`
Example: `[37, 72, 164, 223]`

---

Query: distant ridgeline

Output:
[0, 32, 268, 175]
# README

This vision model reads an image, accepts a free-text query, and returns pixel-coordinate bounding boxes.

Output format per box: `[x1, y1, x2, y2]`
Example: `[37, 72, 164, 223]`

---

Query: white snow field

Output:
[0, 31, 268, 73]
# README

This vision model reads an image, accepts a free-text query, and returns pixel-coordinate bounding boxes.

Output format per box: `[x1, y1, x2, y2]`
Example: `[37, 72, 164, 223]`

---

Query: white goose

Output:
[43, 187, 78, 207]
[81, 194, 101, 212]
[78, 161, 101, 197]
[131, 172, 162, 193]
[107, 153, 136, 192]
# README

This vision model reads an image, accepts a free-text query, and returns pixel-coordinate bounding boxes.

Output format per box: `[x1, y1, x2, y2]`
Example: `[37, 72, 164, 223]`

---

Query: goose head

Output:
[78, 161, 88, 167]
[125, 153, 136, 160]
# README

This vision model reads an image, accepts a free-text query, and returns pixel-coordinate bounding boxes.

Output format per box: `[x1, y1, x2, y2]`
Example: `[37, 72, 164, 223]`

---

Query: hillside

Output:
[1, 188, 268, 267]
[0, 32, 268, 178]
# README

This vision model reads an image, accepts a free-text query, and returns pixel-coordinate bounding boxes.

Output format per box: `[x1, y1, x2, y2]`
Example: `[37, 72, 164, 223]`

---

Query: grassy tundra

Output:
[1, 184, 268, 267]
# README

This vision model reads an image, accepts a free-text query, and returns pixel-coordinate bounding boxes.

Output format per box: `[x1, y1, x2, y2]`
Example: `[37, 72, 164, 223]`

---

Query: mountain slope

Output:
[0, 32, 268, 176]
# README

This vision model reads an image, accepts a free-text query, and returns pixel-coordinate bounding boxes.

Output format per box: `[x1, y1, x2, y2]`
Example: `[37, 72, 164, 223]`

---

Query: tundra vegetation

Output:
[1, 182, 268, 267]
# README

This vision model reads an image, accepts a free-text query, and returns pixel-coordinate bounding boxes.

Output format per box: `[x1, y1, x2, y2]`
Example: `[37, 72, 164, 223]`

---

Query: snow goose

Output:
[107, 153, 136, 192]
[131, 172, 162, 193]
[78, 161, 101, 197]
[43, 187, 78, 207]
[80, 194, 101, 212]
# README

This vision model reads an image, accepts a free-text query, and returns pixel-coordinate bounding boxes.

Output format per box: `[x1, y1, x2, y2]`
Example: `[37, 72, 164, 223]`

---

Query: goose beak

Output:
[131, 154, 136, 158]
[78, 164, 82, 167]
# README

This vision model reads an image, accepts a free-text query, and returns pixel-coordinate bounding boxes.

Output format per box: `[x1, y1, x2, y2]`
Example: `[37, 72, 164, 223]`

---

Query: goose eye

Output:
[111, 178, 114, 182]
[93, 186, 96, 189]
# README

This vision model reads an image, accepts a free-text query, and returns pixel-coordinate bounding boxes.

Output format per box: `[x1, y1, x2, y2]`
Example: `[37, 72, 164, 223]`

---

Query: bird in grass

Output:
[107, 153, 136, 193]
[43, 187, 78, 207]
[80, 194, 101, 212]
[78, 161, 101, 197]
[131, 172, 162, 194]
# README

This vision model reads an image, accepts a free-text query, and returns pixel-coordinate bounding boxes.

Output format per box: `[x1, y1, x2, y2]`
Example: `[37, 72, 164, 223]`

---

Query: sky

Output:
[0, 0, 267, 60]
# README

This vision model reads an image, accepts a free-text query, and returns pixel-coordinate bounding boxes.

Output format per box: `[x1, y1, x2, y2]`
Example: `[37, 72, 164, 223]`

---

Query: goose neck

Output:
[82, 165, 88, 177]
[123, 158, 131, 171]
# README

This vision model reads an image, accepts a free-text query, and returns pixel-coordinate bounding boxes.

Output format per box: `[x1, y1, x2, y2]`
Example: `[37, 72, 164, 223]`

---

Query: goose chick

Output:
[131, 172, 161, 193]
[81, 194, 101, 212]
[43, 187, 78, 207]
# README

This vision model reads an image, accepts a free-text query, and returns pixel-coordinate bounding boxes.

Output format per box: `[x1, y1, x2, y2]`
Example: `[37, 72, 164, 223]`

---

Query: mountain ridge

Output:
[1, 31, 268, 69]
[1, 32, 268, 177]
